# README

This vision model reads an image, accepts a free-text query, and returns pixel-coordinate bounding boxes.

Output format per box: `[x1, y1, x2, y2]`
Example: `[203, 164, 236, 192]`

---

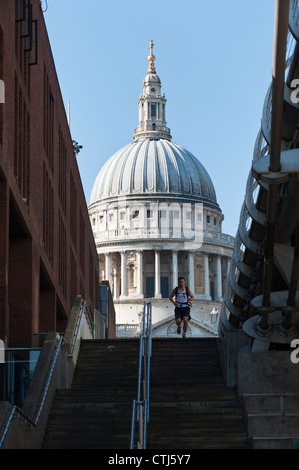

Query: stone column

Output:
[227, 257, 231, 279]
[204, 253, 211, 300]
[137, 250, 144, 297]
[105, 252, 111, 286]
[172, 250, 178, 288]
[188, 251, 195, 293]
[120, 251, 128, 298]
[112, 268, 117, 300]
[154, 250, 162, 298]
[216, 255, 223, 301]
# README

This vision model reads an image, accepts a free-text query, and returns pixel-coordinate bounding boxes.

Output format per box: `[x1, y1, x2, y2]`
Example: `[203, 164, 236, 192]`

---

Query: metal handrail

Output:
[34, 335, 63, 425]
[0, 335, 63, 448]
[0, 406, 17, 448]
[69, 301, 86, 358]
[130, 301, 152, 449]
[0, 299, 89, 448]
[0, 300, 88, 448]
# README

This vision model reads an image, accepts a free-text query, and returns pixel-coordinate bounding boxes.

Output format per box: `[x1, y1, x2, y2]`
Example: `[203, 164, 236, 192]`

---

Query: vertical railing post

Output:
[130, 400, 136, 449]
[130, 300, 152, 449]
[138, 403, 144, 449]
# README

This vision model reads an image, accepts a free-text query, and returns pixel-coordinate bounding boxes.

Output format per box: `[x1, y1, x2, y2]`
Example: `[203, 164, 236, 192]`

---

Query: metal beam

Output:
[261, 0, 290, 327]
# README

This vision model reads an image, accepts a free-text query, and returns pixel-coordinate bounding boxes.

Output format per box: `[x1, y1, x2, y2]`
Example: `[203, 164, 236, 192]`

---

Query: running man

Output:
[169, 277, 195, 338]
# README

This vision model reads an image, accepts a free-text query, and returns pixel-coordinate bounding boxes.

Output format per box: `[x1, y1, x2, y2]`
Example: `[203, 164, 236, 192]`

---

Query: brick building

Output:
[0, 0, 99, 347]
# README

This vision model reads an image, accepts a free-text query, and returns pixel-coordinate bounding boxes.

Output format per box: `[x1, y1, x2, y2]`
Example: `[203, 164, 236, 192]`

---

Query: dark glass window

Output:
[151, 103, 156, 118]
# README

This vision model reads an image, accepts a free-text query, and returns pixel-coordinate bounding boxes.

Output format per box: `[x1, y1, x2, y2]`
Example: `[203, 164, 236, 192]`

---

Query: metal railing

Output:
[0, 335, 63, 448]
[69, 301, 86, 358]
[130, 301, 152, 449]
[0, 347, 42, 407]
[0, 405, 34, 448]
[0, 299, 88, 449]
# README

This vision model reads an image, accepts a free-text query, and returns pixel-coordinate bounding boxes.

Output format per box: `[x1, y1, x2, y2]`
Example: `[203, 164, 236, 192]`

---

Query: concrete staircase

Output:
[42, 337, 249, 449]
[42, 338, 139, 449]
[147, 338, 248, 449]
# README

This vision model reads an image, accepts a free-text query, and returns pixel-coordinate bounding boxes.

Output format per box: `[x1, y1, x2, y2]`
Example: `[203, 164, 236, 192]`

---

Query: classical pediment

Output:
[151, 314, 218, 338]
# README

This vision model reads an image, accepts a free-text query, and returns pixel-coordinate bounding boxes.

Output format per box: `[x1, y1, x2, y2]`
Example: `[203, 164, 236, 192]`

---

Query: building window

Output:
[43, 163, 54, 264]
[195, 262, 204, 294]
[58, 212, 67, 296]
[70, 171, 77, 248]
[151, 103, 156, 118]
[58, 125, 67, 215]
[147, 210, 153, 219]
[43, 64, 54, 172]
[207, 215, 210, 224]
[128, 264, 135, 287]
[132, 210, 139, 219]
[14, 73, 30, 205]
[79, 209, 85, 277]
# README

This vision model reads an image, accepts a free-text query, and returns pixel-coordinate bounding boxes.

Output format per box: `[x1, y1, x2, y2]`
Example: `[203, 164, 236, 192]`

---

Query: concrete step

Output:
[53, 385, 238, 404]
[42, 337, 249, 449]
[147, 436, 249, 450]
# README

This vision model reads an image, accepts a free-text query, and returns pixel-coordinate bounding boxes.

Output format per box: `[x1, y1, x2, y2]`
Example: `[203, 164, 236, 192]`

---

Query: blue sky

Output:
[43, 0, 276, 236]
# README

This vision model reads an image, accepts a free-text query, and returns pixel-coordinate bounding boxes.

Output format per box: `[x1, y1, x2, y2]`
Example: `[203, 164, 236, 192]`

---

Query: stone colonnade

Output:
[100, 249, 231, 302]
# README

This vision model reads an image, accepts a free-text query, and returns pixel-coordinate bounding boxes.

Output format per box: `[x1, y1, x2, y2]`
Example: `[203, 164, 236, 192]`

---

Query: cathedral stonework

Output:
[89, 42, 234, 337]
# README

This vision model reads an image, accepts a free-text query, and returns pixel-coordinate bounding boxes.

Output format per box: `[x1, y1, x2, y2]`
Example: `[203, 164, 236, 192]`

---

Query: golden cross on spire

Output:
[147, 40, 156, 73]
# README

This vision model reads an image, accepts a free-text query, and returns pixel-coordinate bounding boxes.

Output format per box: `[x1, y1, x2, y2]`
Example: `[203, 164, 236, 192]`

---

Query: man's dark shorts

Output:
[175, 306, 191, 321]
